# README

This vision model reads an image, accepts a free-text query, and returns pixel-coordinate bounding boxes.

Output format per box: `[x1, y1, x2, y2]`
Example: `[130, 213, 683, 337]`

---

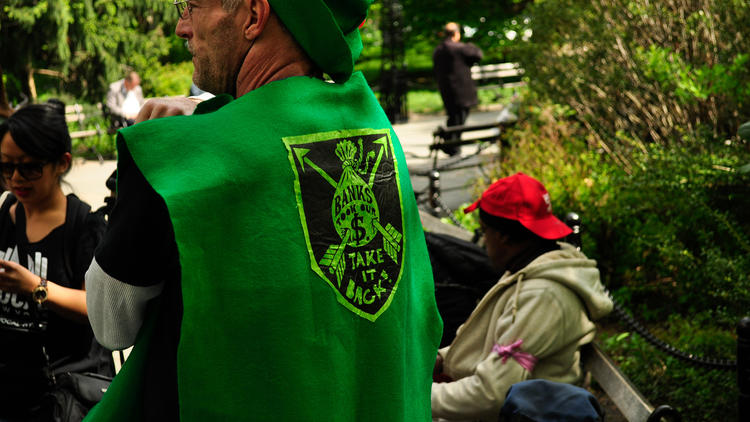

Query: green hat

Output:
[268, 0, 373, 82]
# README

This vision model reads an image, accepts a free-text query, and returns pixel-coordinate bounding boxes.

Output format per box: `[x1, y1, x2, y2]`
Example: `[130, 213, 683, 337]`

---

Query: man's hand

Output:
[135, 96, 202, 123]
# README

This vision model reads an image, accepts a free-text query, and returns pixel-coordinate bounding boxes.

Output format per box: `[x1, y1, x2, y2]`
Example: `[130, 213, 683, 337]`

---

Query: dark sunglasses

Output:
[0, 161, 49, 181]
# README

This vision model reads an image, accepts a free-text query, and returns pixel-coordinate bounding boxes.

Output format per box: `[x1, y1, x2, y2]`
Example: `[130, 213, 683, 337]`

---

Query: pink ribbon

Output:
[492, 339, 538, 372]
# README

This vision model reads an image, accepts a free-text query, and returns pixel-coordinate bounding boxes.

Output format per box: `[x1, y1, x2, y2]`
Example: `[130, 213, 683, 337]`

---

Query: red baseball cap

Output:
[464, 172, 573, 240]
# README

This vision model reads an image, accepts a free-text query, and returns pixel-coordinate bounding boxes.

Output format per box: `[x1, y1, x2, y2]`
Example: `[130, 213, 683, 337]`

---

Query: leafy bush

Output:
[141, 61, 194, 98]
[518, 0, 750, 164]
[592, 142, 750, 326]
[600, 327, 736, 421]
[490, 97, 750, 322]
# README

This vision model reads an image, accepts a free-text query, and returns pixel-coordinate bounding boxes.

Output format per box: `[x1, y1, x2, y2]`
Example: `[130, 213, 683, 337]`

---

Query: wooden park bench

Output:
[64, 103, 106, 162]
[581, 342, 681, 421]
[470, 62, 525, 89]
[65, 103, 105, 140]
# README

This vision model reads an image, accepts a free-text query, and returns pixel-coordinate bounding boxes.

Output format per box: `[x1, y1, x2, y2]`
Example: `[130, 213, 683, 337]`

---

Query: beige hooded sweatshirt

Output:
[431, 242, 613, 421]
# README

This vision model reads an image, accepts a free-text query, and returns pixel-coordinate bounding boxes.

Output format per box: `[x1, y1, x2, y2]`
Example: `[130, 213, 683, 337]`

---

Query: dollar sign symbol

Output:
[351, 214, 366, 242]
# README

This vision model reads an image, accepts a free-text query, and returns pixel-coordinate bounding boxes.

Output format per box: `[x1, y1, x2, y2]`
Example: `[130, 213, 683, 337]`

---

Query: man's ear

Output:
[243, 0, 270, 41]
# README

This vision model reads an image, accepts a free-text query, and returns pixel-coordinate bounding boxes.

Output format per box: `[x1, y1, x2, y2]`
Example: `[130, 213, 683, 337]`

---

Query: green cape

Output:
[85, 73, 442, 421]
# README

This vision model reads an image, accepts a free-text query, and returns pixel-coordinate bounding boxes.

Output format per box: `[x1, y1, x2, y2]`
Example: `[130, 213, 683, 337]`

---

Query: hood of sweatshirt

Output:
[501, 242, 613, 320]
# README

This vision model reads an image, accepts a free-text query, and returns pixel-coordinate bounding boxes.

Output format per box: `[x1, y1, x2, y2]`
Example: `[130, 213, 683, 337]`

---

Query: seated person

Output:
[431, 172, 613, 421]
[105, 71, 145, 128]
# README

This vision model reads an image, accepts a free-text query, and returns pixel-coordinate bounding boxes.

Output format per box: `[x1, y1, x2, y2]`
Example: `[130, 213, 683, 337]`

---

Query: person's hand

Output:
[135, 97, 202, 123]
[0, 259, 39, 295]
[434, 353, 444, 377]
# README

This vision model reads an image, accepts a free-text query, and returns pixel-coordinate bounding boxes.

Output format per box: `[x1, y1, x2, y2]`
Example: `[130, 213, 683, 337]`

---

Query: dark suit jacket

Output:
[433, 39, 484, 111]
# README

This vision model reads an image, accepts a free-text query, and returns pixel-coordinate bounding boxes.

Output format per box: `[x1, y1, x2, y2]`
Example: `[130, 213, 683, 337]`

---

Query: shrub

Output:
[600, 326, 736, 421]
[592, 141, 750, 326]
[518, 0, 750, 165]
[141, 61, 194, 98]
[489, 98, 750, 322]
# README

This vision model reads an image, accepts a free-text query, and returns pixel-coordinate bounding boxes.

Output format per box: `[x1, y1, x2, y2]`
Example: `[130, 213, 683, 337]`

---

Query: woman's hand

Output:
[0, 259, 40, 295]
[0, 259, 88, 323]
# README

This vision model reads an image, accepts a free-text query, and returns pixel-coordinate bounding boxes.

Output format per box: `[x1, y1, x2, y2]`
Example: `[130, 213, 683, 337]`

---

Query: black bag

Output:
[424, 231, 501, 347]
[44, 334, 115, 422]
[48, 372, 111, 422]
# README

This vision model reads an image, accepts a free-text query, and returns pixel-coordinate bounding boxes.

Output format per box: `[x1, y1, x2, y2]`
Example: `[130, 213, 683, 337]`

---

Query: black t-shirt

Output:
[0, 193, 105, 411]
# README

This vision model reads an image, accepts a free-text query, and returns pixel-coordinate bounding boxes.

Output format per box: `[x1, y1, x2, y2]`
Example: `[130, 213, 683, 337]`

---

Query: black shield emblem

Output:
[283, 129, 405, 321]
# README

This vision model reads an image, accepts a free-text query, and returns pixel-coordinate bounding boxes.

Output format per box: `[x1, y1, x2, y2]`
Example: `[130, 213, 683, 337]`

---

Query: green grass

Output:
[407, 90, 444, 114]
[407, 86, 520, 115]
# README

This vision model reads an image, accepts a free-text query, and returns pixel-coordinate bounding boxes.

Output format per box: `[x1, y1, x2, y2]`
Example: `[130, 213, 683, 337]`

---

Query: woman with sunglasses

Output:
[0, 101, 107, 420]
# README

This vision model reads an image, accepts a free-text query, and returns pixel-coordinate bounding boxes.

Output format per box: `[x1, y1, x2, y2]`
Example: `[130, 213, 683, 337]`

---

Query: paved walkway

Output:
[64, 109, 504, 211]
[64, 159, 117, 210]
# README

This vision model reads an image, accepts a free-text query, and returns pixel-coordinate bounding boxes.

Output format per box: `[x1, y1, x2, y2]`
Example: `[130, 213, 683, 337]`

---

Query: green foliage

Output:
[71, 130, 117, 160]
[594, 143, 750, 326]
[493, 99, 750, 324]
[518, 0, 750, 166]
[740, 121, 750, 141]
[1, 0, 177, 103]
[407, 90, 444, 114]
[142, 61, 194, 98]
[600, 327, 736, 421]
[442, 204, 480, 233]
[399, 0, 533, 62]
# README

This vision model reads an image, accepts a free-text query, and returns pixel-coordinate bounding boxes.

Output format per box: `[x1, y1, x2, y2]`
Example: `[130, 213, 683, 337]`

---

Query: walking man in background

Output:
[433, 22, 483, 156]
[84, 0, 442, 420]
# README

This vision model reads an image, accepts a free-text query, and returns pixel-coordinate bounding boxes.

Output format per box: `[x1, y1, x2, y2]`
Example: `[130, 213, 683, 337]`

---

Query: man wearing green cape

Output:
[83, 0, 443, 420]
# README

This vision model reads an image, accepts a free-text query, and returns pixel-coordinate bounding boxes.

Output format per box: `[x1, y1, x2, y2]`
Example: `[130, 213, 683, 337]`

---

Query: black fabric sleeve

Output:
[73, 210, 107, 288]
[94, 135, 179, 286]
[462, 43, 483, 64]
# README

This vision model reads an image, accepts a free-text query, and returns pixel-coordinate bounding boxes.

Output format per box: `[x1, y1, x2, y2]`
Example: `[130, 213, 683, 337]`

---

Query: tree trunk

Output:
[0, 65, 12, 118]
[26, 63, 37, 103]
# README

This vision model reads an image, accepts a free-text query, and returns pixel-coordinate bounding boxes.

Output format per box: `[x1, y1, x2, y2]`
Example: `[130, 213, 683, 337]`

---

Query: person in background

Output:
[84, 0, 442, 420]
[105, 71, 145, 128]
[431, 173, 613, 421]
[0, 101, 107, 420]
[432, 22, 483, 156]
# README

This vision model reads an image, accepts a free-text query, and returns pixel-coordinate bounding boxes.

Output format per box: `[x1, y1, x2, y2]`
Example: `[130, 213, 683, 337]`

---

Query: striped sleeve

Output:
[86, 257, 163, 349]
[86, 135, 180, 349]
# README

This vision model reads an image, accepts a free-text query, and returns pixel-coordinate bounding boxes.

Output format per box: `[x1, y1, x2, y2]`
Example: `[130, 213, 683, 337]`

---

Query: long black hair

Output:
[0, 100, 72, 175]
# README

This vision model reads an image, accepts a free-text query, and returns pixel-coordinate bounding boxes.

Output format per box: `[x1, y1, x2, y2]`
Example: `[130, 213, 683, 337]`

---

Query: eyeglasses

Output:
[174, 0, 193, 19]
[0, 162, 48, 181]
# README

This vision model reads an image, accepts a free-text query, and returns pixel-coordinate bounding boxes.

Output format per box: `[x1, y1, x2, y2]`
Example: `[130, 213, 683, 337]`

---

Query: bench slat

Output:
[581, 342, 654, 422]
[472, 69, 524, 79]
[471, 63, 524, 81]
[70, 129, 99, 139]
[64, 104, 84, 114]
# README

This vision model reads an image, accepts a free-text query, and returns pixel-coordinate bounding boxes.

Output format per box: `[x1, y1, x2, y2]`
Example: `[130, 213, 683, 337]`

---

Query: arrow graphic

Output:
[295, 148, 338, 188]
